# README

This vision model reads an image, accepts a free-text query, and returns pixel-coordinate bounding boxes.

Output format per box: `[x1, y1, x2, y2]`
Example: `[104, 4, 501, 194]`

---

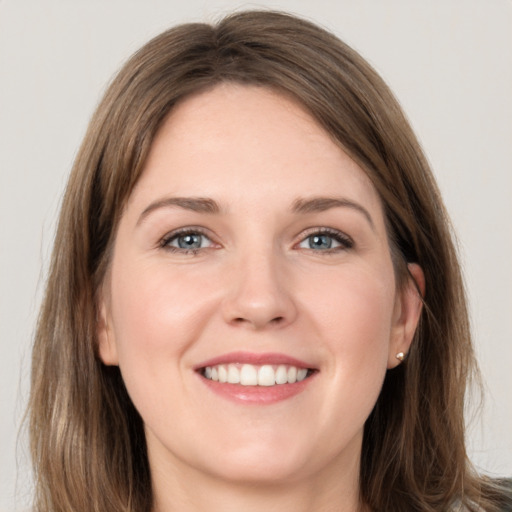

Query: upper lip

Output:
[194, 351, 316, 370]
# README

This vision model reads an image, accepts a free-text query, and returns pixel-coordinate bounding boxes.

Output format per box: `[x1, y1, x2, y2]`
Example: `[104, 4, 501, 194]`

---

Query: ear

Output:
[96, 287, 119, 366]
[387, 263, 425, 369]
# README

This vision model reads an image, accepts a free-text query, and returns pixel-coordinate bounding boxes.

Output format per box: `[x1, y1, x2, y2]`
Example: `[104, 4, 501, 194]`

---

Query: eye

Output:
[161, 229, 215, 253]
[297, 229, 353, 252]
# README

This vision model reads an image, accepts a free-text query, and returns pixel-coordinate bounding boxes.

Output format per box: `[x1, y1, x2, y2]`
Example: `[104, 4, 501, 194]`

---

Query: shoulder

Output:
[454, 479, 512, 512]
[494, 478, 512, 512]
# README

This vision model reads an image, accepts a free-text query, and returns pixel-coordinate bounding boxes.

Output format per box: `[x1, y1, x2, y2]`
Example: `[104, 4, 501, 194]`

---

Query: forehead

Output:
[128, 83, 383, 220]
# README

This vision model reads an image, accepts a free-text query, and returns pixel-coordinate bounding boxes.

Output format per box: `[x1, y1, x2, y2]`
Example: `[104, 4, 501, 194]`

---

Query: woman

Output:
[28, 10, 511, 512]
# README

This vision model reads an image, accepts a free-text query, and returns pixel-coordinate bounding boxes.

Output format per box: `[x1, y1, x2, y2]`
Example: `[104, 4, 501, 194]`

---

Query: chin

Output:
[203, 451, 309, 485]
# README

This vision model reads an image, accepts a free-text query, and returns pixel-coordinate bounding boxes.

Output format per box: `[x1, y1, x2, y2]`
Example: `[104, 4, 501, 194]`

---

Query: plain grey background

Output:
[1, 1, 511, 510]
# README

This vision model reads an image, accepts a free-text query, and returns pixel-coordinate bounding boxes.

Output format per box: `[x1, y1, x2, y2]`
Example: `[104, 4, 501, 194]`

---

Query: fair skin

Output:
[98, 84, 424, 512]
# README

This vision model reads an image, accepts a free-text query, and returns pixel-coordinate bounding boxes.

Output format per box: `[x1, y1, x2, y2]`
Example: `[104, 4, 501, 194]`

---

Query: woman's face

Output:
[98, 84, 422, 487]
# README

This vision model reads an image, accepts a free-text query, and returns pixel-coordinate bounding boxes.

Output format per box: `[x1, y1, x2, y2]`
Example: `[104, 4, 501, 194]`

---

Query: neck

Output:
[150, 447, 366, 512]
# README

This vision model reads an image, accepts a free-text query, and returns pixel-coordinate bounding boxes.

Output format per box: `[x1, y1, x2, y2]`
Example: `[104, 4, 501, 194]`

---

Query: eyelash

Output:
[159, 227, 354, 255]
[160, 227, 215, 255]
[297, 227, 354, 253]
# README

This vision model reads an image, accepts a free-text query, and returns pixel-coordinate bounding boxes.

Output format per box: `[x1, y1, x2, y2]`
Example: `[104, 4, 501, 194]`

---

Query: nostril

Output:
[231, 315, 285, 327]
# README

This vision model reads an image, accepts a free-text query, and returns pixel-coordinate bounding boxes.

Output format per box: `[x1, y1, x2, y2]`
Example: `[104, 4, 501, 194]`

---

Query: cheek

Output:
[302, 263, 396, 353]
[302, 264, 396, 411]
[107, 257, 222, 395]
[110, 262, 217, 354]
[106, 258, 227, 434]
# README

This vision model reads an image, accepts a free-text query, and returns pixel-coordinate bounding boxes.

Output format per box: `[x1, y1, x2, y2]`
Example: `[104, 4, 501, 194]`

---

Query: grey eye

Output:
[308, 234, 334, 250]
[163, 231, 214, 251]
[299, 234, 342, 250]
[176, 233, 203, 249]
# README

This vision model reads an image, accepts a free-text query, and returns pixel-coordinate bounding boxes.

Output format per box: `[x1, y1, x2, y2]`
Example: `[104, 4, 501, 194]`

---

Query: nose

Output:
[221, 250, 298, 330]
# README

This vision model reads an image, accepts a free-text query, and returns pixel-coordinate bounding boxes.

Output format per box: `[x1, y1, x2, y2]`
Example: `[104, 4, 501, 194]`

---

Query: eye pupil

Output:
[309, 235, 332, 250]
[178, 234, 202, 249]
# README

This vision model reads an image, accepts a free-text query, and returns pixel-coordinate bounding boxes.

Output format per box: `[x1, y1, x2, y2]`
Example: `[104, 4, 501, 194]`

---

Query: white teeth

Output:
[297, 368, 308, 382]
[275, 365, 288, 384]
[218, 365, 228, 383]
[227, 364, 240, 384]
[258, 365, 275, 386]
[240, 364, 258, 385]
[202, 363, 310, 386]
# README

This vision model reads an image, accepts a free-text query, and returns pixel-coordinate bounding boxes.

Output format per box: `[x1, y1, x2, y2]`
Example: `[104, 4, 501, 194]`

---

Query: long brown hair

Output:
[29, 10, 509, 512]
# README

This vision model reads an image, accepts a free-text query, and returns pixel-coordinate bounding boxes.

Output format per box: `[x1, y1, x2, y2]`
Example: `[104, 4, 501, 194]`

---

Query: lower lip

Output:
[199, 374, 316, 404]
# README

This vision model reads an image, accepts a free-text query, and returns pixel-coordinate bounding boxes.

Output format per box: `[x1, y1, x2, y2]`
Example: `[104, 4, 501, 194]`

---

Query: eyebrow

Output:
[292, 196, 375, 230]
[137, 195, 374, 230]
[137, 197, 220, 225]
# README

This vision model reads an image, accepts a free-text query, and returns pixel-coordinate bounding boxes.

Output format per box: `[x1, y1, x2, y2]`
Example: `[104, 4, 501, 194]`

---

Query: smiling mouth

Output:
[200, 363, 315, 387]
